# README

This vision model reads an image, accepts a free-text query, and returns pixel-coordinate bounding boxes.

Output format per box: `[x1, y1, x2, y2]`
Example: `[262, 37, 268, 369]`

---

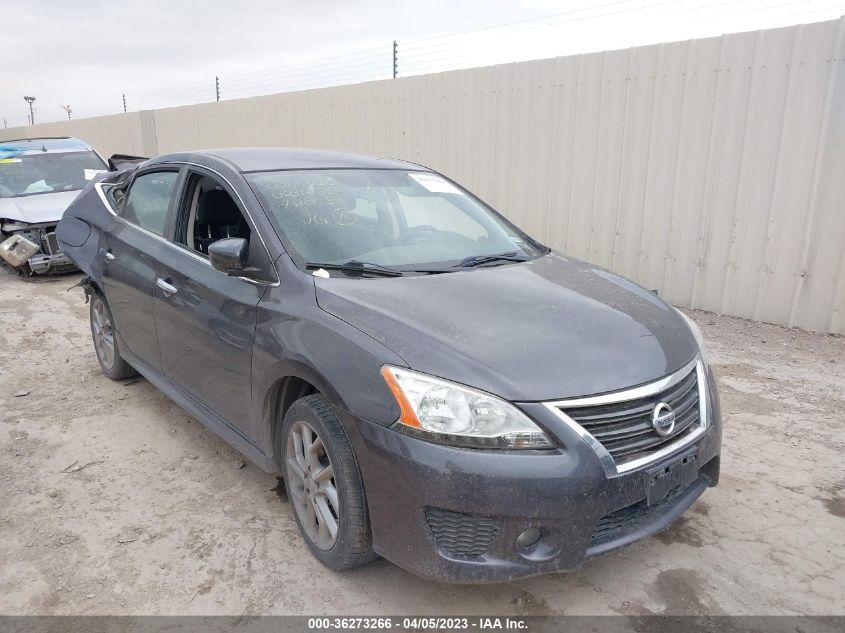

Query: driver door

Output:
[152, 168, 266, 442]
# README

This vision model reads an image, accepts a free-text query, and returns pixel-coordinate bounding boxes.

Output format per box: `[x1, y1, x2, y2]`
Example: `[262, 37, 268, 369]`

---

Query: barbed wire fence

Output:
[123, 0, 844, 113]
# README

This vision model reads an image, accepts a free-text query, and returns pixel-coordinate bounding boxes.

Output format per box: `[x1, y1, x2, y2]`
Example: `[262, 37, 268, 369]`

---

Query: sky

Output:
[2, 0, 843, 128]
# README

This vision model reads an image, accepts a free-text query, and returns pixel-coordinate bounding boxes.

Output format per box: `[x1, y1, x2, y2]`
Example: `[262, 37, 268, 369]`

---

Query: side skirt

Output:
[119, 342, 280, 474]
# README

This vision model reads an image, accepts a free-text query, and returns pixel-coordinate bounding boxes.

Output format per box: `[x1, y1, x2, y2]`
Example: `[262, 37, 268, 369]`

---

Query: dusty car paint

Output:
[57, 147, 721, 583]
[314, 254, 698, 402]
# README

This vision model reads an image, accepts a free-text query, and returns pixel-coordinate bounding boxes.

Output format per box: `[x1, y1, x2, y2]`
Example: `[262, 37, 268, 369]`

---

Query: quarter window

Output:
[122, 171, 178, 236]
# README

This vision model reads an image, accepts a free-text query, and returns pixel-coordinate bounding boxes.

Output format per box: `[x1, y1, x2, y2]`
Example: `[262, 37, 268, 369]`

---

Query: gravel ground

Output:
[0, 271, 843, 616]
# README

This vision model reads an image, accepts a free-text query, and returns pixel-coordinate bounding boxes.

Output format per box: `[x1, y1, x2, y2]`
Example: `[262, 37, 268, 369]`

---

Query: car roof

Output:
[158, 147, 429, 173]
[0, 136, 94, 155]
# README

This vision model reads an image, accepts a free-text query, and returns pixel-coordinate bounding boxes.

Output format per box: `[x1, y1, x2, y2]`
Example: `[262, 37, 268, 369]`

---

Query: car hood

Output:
[0, 190, 82, 224]
[315, 253, 698, 402]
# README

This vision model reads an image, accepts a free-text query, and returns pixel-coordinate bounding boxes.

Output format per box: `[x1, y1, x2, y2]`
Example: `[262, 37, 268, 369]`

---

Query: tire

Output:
[89, 292, 138, 380]
[279, 394, 377, 570]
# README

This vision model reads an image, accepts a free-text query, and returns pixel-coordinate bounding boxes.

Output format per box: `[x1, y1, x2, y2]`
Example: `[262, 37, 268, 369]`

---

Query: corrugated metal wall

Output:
[3, 18, 843, 333]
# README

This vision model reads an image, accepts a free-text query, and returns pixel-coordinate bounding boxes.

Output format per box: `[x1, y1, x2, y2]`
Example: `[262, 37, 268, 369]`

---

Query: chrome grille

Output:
[547, 359, 706, 474]
[562, 369, 699, 461]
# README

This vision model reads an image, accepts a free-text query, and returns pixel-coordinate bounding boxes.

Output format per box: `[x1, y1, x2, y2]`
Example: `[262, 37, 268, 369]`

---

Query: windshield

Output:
[247, 169, 547, 273]
[0, 150, 108, 198]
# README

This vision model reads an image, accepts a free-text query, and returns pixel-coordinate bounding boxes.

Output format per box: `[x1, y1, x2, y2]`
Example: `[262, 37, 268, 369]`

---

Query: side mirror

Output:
[209, 238, 251, 276]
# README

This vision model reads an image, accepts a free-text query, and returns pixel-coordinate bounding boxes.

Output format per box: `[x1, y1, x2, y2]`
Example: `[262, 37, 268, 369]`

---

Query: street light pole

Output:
[23, 96, 36, 125]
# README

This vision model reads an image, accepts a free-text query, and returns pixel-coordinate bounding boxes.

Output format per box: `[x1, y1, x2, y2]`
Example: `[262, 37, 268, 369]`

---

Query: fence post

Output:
[393, 40, 398, 79]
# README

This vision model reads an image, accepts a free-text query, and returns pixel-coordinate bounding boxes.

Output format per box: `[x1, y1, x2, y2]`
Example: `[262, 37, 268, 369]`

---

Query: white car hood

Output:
[0, 190, 82, 224]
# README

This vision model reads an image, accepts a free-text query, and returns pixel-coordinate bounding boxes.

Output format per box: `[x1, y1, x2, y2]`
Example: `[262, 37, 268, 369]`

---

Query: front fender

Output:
[251, 274, 405, 465]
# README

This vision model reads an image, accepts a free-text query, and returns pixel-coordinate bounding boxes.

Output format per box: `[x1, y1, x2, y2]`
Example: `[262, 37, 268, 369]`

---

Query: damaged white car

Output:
[0, 137, 108, 275]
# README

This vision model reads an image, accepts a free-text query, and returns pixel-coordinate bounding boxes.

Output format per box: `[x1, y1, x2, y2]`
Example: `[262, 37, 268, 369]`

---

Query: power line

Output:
[777, 5, 845, 19]
[219, 47, 388, 84]
[716, 0, 816, 16]
[124, 52, 390, 110]
[223, 54, 388, 84]
[132, 76, 214, 98]
[404, 0, 768, 59]
[398, 0, 698, 61]
[666, 0, 758, 14]
[223, 58, 389, 90]
[132, 81, 216, 99]
[107, 0, 841, 116]
[399, 0, 633, 51]
[223, 71, 387, 98]
[395, 0, 779, 73]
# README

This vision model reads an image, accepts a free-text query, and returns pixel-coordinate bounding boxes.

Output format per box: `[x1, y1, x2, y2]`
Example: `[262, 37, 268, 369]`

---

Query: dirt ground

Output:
[0, 271, 843, 616]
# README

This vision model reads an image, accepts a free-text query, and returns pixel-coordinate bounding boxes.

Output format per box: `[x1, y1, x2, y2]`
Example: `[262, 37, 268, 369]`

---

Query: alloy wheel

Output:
[91, 298, 115, 370]
[286, 419, 340, 550]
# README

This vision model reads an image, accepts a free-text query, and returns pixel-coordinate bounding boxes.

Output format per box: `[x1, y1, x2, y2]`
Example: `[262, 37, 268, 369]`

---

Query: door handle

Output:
[101, 248, 115, 262]
[156, 277, 178, 296]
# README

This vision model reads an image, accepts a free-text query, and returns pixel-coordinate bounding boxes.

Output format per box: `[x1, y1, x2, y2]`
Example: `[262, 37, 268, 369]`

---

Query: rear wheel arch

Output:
[88, 290, 138, 380]
[86, 277, 104, 297]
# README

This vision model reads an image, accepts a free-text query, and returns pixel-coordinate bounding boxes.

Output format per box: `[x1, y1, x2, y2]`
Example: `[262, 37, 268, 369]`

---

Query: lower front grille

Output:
[424, 507, 501, 557]
[590, 479, 697, 547]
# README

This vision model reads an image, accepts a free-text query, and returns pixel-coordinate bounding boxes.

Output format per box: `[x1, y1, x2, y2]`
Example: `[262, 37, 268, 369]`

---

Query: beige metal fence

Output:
[3, 18, 843, 333]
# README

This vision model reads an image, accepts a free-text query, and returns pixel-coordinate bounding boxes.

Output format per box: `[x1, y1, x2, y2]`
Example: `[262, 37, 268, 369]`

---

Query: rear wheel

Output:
[89, 293, 138, 380]
[280, 395, 376, 570]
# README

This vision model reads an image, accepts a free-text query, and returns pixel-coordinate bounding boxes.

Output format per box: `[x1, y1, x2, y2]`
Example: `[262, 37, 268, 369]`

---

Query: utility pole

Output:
[122, 93, 127, 113]
[24, 96, 36, 125]
[60, 104, 72, 120]
[215, 76, 220, 102]
[393, 40, 398, 79]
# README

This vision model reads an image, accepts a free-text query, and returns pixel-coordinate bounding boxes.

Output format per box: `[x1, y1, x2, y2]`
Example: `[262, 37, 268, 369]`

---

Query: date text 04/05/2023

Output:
[306, 617, 529, 630]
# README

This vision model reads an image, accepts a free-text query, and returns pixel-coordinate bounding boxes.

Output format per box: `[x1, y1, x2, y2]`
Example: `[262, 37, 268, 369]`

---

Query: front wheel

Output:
[280, 395, 376, 570]
[89, 293, 138, 380]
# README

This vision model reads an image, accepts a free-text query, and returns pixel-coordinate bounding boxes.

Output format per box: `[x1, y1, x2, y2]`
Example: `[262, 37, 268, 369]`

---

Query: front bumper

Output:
[0, 223, 77, 275]
[339, 366, 722, 583]
[28, 251, 76, 274]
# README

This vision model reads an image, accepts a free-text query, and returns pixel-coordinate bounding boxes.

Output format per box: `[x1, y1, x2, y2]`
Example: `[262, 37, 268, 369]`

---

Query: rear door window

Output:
[121, 171, 179, 237]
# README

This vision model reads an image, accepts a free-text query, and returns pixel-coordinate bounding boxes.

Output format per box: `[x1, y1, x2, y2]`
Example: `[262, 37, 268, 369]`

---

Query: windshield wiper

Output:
[306, 260, 403, 278]
[454, 252, 528, 268]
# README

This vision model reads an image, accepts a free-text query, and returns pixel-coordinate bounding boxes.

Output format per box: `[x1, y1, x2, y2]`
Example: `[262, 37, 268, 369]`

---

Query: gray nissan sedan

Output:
[57, 148, 721, 583]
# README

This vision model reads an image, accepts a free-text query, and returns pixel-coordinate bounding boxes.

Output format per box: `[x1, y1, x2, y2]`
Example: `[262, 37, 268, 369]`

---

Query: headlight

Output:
[676, 308, 709, 364]
[380, 366, 555, 450]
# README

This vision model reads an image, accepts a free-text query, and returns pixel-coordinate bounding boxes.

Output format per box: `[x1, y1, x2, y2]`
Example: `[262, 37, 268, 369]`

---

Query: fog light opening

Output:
[516, 527, 542, 549]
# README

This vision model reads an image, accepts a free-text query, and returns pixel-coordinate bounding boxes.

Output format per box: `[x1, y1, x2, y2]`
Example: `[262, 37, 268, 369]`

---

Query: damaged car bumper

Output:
[0, 221, 77, 274]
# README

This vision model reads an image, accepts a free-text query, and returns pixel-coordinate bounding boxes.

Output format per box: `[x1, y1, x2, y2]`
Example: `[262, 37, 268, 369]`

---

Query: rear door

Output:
[100, 168, 181, 373]
[152, 167, 267, 442]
